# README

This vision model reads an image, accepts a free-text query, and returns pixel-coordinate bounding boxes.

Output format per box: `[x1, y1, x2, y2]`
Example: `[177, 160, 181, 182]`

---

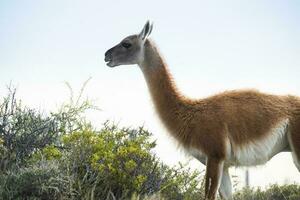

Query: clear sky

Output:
[1, 0, 300, 189]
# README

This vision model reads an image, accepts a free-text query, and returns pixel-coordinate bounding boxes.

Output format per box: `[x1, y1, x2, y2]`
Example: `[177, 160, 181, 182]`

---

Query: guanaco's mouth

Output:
[104, 55, 114, 67]
[106, 61, 116, 67]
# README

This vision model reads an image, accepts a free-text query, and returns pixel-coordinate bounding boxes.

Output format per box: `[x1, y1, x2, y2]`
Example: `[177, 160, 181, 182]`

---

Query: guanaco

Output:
[104, 21, 300, 200]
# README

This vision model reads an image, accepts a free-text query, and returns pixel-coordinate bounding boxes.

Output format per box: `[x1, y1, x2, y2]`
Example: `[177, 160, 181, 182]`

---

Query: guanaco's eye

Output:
[122, 42, 132, 49]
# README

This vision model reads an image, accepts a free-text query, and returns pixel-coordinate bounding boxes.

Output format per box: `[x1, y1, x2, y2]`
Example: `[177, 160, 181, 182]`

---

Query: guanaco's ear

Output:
[139, 20, 153, 40]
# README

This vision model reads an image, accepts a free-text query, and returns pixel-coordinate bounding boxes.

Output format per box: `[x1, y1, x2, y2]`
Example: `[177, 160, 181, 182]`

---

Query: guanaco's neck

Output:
[139, 40, 194, 144]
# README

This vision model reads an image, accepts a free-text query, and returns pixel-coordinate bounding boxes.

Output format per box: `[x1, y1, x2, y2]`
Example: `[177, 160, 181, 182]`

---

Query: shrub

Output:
[0, 161, 72, 200]
[234, 184, 300, 200]
[0, 85, 204, 200]
[59, 123, 204, 199]
[0, 86, 93, 170]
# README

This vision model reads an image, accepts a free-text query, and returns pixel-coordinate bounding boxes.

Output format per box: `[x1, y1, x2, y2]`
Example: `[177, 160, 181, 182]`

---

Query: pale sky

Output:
[1, 0, 300, 189]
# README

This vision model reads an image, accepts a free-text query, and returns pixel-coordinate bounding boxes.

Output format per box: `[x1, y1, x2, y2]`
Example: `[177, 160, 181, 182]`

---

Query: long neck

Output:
[139, 40, 193, 143]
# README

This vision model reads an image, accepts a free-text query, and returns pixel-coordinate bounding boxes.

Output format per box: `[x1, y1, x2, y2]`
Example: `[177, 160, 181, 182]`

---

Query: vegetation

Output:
[234, 184, 300, 200]
[0, 87, 299, 200]
[0, 87, 203, 200]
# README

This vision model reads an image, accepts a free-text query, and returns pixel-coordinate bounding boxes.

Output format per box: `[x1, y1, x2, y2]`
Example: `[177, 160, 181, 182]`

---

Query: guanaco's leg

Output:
[205, 157, 224, 200]
[288, 117, 300, 172]
[194, 155, 232, 200]
[219, 167, 233, 200]
[288, 134, 300, 172]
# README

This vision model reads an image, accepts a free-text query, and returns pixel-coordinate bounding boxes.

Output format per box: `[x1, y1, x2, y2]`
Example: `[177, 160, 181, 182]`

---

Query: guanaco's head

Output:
[104, 21, 153, 67]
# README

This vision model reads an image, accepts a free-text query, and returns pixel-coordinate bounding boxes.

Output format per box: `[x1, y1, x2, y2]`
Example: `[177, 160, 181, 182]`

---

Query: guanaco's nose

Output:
[104, 49, 113, 62]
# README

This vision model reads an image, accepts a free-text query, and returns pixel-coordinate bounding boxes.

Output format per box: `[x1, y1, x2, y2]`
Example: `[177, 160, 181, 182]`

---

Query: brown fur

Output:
[140, 39, 300, 199]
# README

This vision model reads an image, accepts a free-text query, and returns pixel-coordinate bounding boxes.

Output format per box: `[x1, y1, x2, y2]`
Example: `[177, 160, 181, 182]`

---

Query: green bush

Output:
[234, 184, 300, 200]
[0, 87, 204, 199]
[56, 123, 203, 199]
[61, 125, 158, 198]
[0, 162, 72, 200]
[0, 87, 93, 171]
[0, 124, 204, 200]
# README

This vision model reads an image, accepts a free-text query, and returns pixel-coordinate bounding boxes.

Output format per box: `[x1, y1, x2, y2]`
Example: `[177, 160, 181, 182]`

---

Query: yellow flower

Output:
[42, 145, 62, 160]
[98, 164, 105, 172]
[134, 175, 147, 189]
[125, 160, 137, 172]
